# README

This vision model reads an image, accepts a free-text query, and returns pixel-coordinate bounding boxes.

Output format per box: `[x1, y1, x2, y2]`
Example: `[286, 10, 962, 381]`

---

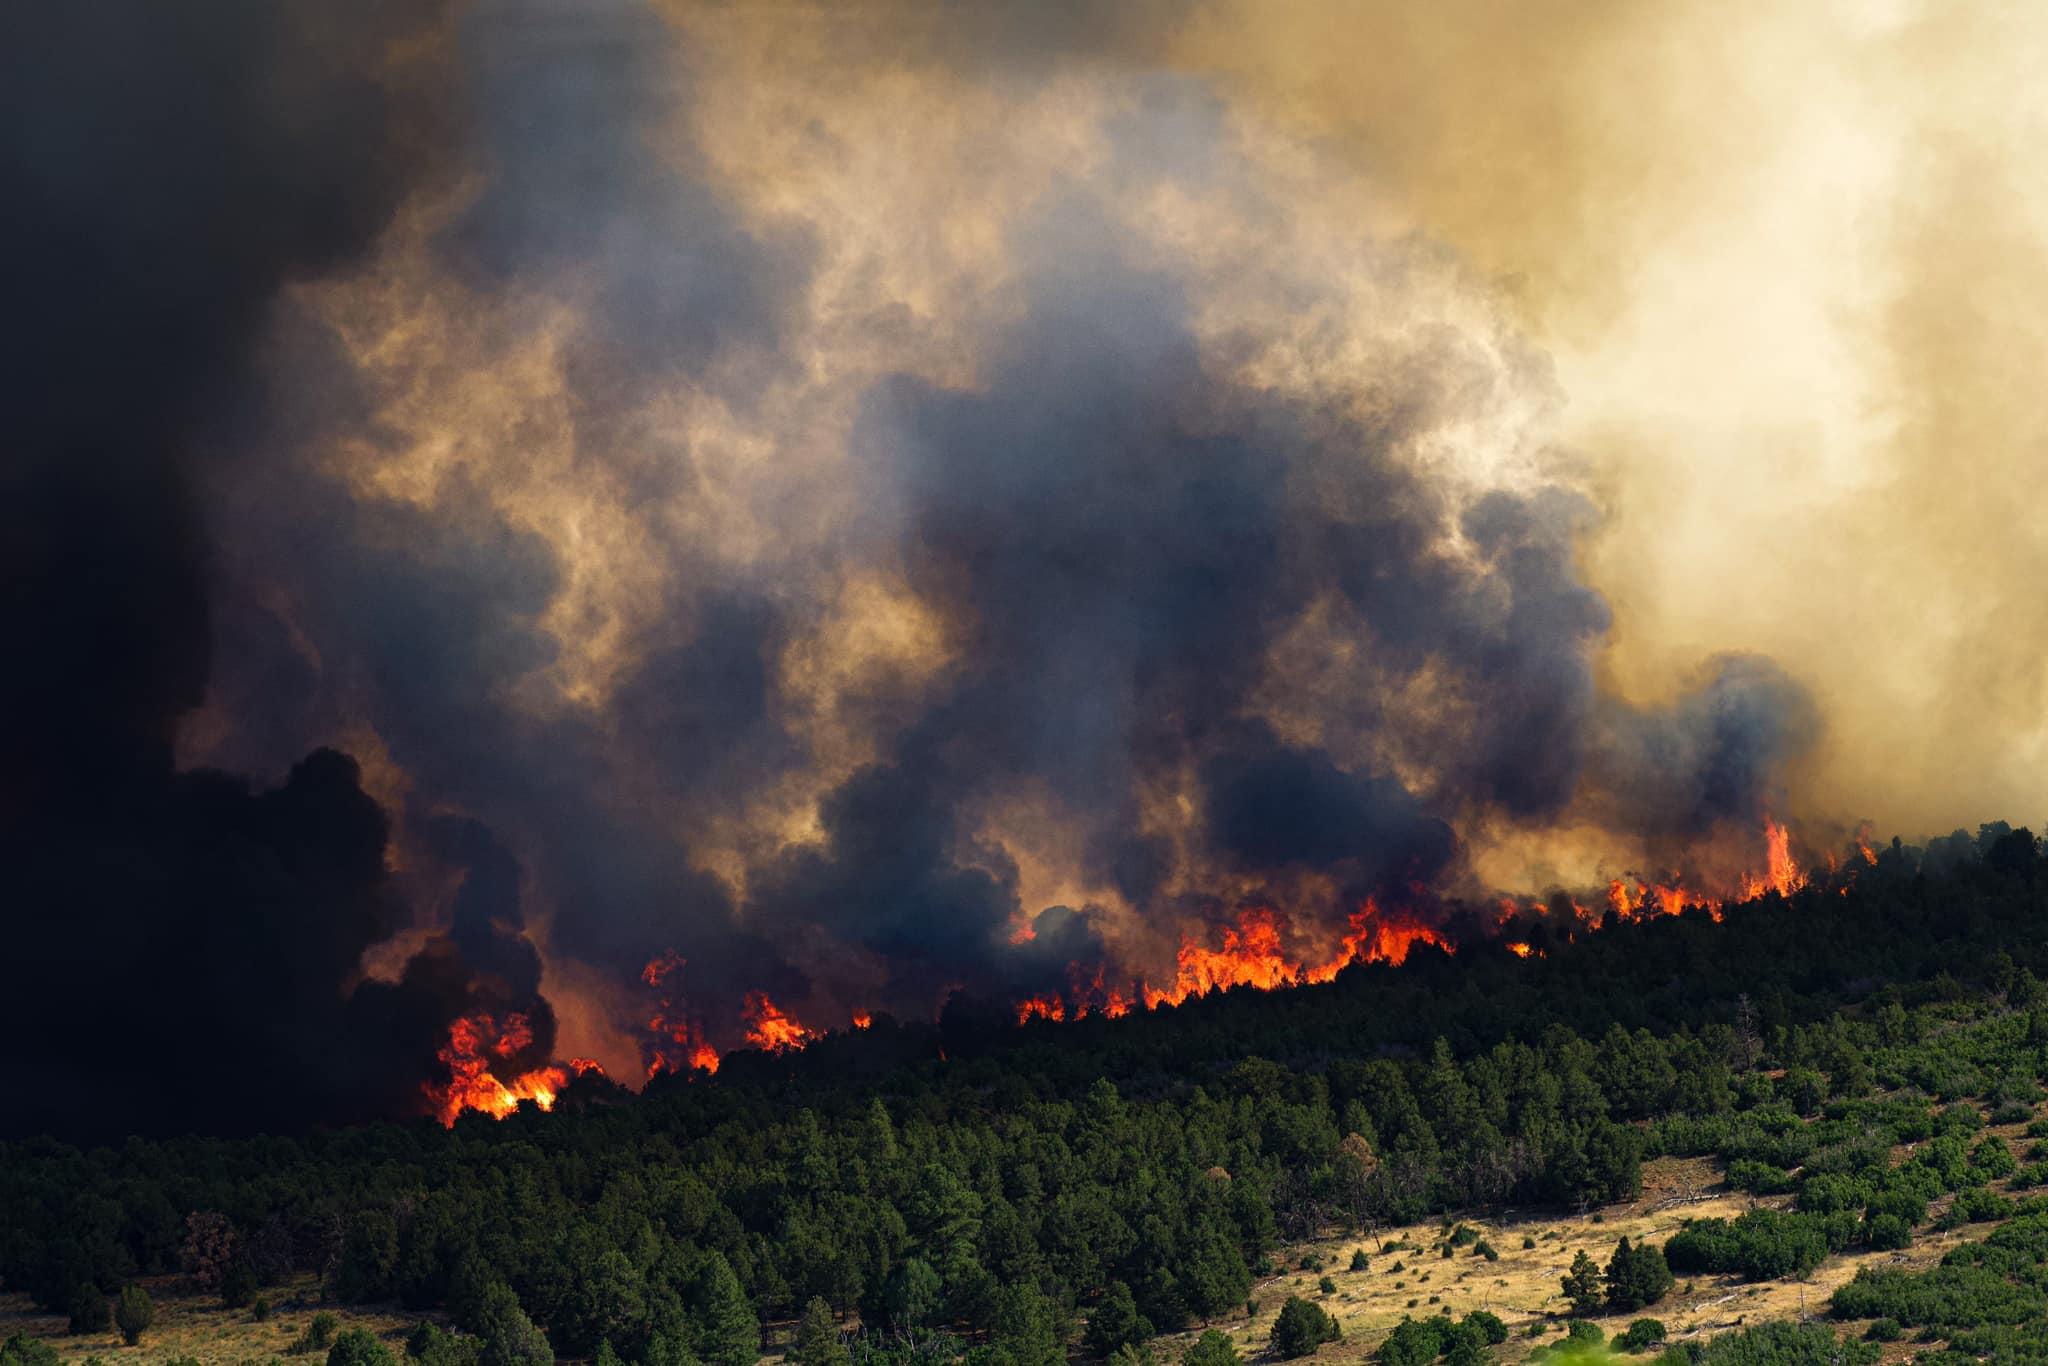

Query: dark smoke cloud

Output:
[1588, 653, 1822, 840]
[0, 1, 569, 1136]
[1201, 724, 1455, 882]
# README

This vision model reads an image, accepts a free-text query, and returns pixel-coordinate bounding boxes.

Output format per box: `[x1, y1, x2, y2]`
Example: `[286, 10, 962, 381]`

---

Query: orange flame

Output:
[425, 1013, 574, 1127]
[851, 1009, 872, 1030]
[1136, 901, 1445, 1009]
[743, 991, 818, 1052]
[1738, 817, 1805, 900]
[1016, 995, 1065, 1024]
[642, 953, 722, 1078]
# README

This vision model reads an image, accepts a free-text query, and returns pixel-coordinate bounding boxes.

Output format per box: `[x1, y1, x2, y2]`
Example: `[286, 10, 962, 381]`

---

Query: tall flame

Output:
[1738, 817, 1805, 900]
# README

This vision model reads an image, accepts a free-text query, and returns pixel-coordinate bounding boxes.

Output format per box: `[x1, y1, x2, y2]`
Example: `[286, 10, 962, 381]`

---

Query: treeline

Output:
[4, 835, 2048, 1366]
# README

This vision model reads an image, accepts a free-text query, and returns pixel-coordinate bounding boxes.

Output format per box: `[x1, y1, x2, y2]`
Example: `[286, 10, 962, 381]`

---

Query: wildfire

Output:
[425, 1012, 580, 1127]
[1136, 901, 1446, 1010]
[1738, 817, 1805, 900]
[1603, 877, 1691, 920]
[1016, 995, 1066, 1024]
[456, 818, 1850, 1125]
[743, 991, 818, 1052]
[642, 953, 722, 1078]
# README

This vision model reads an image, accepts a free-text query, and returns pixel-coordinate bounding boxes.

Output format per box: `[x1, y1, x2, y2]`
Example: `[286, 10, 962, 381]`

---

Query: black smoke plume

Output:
[0, 1, 555, 1137]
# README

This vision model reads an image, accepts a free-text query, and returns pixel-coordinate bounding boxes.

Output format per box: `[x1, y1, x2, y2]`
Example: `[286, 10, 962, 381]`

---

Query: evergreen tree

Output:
[1181, 1330, 1242, 1366]
[114, 1285, 153, 1347]
[65, 1285, 109, 1335]
[791, 1297, 848, 1366]
[694, 1253, 759, 1366]
[882, 1258, 941, 1329]
[991, 1284, 1064, 1366]
[1605, 1238, 1673, 1313]
[474, 1284, 552, 1366]
[1085, 1281, 1154, 1358]
[1562, 1250, 1605, 1317]
[328, 1327, 399, 1366]
[1269, 1297, 1340, 1359]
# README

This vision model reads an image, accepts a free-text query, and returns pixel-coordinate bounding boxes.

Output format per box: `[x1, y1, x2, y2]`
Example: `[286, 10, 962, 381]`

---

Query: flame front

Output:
[1137, 901, 1446, 1010]
[461, 820, 1852, 1125]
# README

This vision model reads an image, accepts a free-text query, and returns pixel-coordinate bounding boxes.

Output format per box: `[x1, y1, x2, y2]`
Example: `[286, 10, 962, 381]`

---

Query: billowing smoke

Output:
[3, 0, 1831, 1131]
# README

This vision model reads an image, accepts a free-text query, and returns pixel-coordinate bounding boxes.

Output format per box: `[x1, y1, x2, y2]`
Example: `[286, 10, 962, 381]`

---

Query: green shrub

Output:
[1864, 1214, 1911, 1251]
[1463, 1312, 1506, 1346]
[1865, 1319, 1903, 1342]
[1350, 1250, 1369, 1271]
[1616, 1319, 1666, 1353]
[1316, 1277, 1336, 1296]
[326, 1328, 398, 1366]
[1182, 1330, 1241, 1366]
[291, 1313, 341, 1356]
[1270, 1297, 1341, 1359]
[114, 1286, 153, 1347]
[66, 1284, 110, 1335]
[0, 1336, 61, 1366]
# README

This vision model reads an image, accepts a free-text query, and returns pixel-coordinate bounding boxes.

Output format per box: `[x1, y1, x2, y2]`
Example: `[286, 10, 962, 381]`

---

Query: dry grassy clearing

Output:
[0, 1278, 420, 1366]
[1155, 1153, 2001, 1363]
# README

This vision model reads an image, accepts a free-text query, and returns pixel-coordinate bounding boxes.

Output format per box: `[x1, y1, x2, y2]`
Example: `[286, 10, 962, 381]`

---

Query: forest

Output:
[6, 825, 2048, 1366]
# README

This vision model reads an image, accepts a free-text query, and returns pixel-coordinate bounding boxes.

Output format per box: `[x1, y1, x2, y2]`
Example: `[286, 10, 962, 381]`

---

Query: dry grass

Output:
[1152, 1155, 2000, 1363]
[0, 1277, 421, 1366]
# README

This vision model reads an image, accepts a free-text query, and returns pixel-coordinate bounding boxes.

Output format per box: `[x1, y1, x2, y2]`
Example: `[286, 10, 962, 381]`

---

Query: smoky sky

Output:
[4, 0, 1832, 1133]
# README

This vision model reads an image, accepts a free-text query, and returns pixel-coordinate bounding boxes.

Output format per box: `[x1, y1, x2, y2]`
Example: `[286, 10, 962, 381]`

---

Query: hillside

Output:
[8, 849, 2048, 1366]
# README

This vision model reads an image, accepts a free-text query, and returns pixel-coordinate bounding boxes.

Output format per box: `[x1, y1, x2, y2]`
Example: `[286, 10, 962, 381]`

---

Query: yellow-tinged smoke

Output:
[1166, 0, 2048, 836]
